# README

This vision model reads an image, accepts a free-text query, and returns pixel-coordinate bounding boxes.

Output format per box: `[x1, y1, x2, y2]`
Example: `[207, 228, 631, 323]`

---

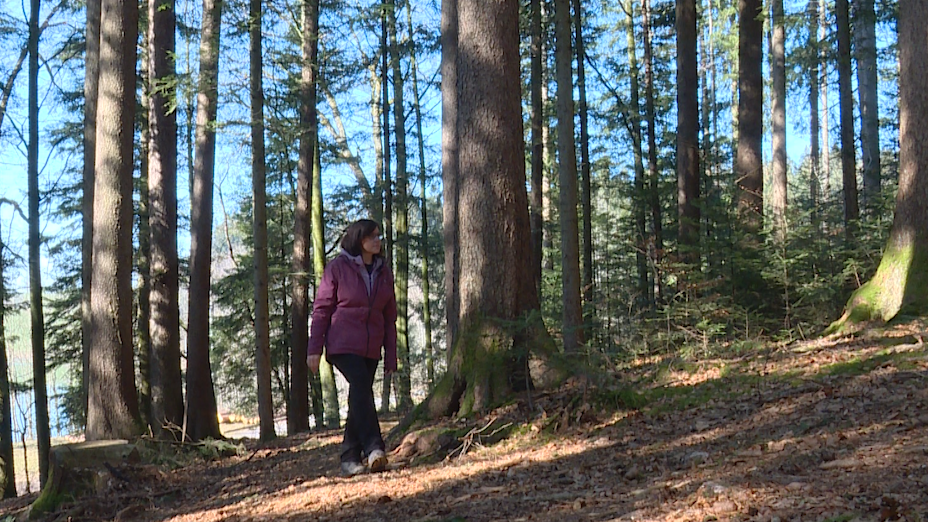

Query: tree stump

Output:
[29, 440, 139, 518]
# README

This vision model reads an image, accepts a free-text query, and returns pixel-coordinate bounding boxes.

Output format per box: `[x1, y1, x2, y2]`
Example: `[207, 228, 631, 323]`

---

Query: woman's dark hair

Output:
[340, 219, 382, 257]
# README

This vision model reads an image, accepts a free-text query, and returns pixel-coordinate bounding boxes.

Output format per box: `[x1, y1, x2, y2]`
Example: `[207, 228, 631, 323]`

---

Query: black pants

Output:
[328, 353, 385, 464]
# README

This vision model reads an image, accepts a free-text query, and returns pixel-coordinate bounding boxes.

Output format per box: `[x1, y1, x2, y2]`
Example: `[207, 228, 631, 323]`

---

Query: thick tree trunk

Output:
[676, 0, 700, 265]
[185, 0, 223, 442]
[836, 0, 859, 239]
[28, 0, 50, 484]
[828, 0, 928, 330]
[529, 0, 543, 296]
[573, 0, 593, 314]
[736, 0, 764, 232]
[87, 0, 141, 442]
[854, 0, 880, 214]
[406, 2, 435, 390]
[250, 0, 275, 442]
[554, 0, 584, 352]
[289, 0, 319, 435]
[426, 0, 559, 420]
[149, 0, 184, 439]
[770, 0, 787, 240]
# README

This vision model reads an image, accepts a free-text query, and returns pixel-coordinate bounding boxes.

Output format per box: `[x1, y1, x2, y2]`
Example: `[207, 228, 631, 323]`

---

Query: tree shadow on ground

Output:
[5, 335, 927, 521]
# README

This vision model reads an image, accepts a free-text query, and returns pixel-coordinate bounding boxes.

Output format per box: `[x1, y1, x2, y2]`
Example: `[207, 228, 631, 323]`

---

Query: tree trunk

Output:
[676, 0, 700, 266]
[0, 229, 16, 498]
[642, 0, 663, 306]
[387, 0, 412, 412]
[554, 0, 583, 352]
[529, 0, 543, 296]
[441, 0, 460, 348]
[736, 0, 764, 232]
[573, 0, 593, 314]
[836, 0, 858, 239]
[311, 138, 339, 429]
[138, 56, 152, 430]
[82, 0, 101, 427]
[309, 138, 328, 430]
[185, 0, 223, 442]
[379, 9, 394, 415]
[625, 0, 649, 310]
[149, 0, 184, 439]
[289, 0, 319, 436]
[87, 0, 141, 442]
[28, 0, 50, 484]
[406, 1, 435, 390]
[770, 0, 787, 240]
[820, 0, 831, 199]
[828, 0, 928, 331]
[427, 0, 556, 419]
[854, 0, 880, 214]
[809, 0, 820, 225]
[251, 0, 275, 442]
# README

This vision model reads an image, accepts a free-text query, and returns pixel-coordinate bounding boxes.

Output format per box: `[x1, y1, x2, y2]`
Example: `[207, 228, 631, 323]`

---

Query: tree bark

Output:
[836, 0, 859, 239]
[82, 0, 101, 428]
[529, 0, 544, 296]
[426, 0, 556, 419]
[770, 0, 787, 241]
[379, 9, 393, 415]
[854, 0, 880, 214]
[87, 0, 141, 442]
[573, 0, 593, 314]
[676, 0, 700, 265]
[441, 0, 460, 349]
[828, 0, 928, 330]
[185, 0, 223, 442]
[625, 0, 649, 310]
[736, 0, 764, 233]
[289, 0, 319, 435]
[310, 138, 328, 429]
[820, 0, 831, 198]
[809, 0, 820, 225]
[311, 138, 339, 429]
[149, 0, 184, 439]
[28, 0, 50, 484]
[642, 0, 663, 305]
[138, 55, 152, 430]
[387, 0, 412, 412]
[0, 227, 16, 498]
[554, 0, 583, 352]
[406, 1, 435, 389]
[250, 0, 275, 442]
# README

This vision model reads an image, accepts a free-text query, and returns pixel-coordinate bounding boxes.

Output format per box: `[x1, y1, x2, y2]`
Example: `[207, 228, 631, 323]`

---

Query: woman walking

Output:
[307, 219, 397, 476]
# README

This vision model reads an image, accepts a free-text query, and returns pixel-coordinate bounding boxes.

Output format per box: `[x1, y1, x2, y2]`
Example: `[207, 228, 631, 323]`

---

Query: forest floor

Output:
[2, 319, 928, 522]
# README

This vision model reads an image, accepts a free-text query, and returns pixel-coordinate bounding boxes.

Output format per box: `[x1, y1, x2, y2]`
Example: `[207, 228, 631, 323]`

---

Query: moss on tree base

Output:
[388, 315, 567, 442]
[827, 239, 928, 335]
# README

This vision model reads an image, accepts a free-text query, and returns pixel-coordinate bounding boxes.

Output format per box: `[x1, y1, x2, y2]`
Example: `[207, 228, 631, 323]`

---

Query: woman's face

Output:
[361, 228, 383, 257]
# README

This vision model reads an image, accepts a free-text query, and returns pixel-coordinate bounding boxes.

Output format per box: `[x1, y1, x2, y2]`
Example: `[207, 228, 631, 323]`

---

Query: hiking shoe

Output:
[340, 461, 366, 477]
[367, 449, 387, 473]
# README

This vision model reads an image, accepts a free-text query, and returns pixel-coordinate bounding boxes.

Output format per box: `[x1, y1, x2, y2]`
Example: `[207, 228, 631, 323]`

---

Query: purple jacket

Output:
[308, 250, 398, 372]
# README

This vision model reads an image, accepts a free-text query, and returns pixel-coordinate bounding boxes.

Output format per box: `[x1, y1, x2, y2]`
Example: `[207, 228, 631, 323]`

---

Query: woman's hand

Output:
[307, 354, 321, 374]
